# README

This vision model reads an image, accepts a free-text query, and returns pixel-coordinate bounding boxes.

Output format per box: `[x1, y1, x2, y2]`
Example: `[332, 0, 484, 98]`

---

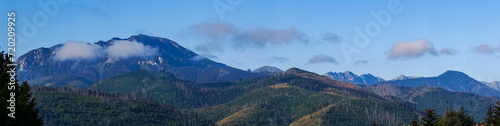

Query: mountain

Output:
[92, 68, 421, 125]
[378, 70, 500, 97]
[391, 74, 423, 81]
[323, 71, 385, 85]
[482, 81, 500, 90]
[251, 65, 283, 75]
[363, 84, 499, 121]
[16, 34, 261, 87]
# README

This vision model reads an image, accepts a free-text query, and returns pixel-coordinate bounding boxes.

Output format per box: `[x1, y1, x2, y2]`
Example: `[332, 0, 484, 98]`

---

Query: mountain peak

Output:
[284, 67, 311, 75]
[392, 74, 407, 81]
[391, 74, 423, 81]
[438, 70, 470, 78]
[343, 71, 355, 75]
[324, 71, 385, 85]
[252, 66, 283, 74]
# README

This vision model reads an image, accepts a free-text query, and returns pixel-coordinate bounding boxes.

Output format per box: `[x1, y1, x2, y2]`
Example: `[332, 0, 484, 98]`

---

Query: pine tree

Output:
[492, 102, 500, 126]
[457, 107, 474, 126]
[422, 108, 438, 126]
[0, 51, 43, 125]
[16, 81, 43, 125]
[411, 115, 420, 126]
[484, 105, 495, 125]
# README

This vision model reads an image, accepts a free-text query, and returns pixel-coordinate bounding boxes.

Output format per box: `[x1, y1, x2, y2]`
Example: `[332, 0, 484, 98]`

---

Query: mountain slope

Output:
[17, 34, 260, 87]
[378, 70, 500, 97]
[32, 88, 215, 125]
[364, 84, 498, 121]
[91, 68, 377, 108]
[92, 68, 420, 125]
[324, 71, 385, 85]
[194, 68, 419, 125]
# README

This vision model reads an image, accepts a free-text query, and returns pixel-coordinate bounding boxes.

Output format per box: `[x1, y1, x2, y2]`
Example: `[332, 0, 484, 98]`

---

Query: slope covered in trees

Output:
[31, 87, 214, 126]
[364, 84, 498, 122]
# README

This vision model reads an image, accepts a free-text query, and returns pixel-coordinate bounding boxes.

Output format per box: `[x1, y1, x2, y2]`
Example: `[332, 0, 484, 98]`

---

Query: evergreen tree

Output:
[437, 107, 474, 126]
[0, 52, 12, 126]
[411, 114, 420, 126]
[0, 51, 43, 125]
[457, 107, 474, 126]
[438, 107, 458, 126]
[484, 105, 496, 126]
[422, 108, 438, 126]
[372, 121, 376, 126]
[491, 102, 500, 126]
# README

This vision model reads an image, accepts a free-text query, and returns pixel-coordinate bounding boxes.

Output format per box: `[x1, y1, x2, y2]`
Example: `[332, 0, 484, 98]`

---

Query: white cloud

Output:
[307, 54, 337, 64]
[54, 42, 104, 61]
[106, 40, 158, 58]
[388, 40, 437, 59]
[54, 40, 158, 61]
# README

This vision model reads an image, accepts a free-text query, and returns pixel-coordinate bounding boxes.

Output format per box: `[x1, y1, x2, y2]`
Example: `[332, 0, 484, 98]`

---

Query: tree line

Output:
[405, 102, 500, 126]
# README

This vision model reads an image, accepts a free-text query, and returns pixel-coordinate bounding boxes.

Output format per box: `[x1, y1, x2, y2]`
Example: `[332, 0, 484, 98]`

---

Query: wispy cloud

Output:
[190, 21, 239, 39]
[439, 48, 458, 55]
[232, 27, 308, 47]
[270, 56, 289, 63]
[185, 21, 309, 54]
[54, 42, 104, 61]
[322, 32, 341, 43]
[54, 40, 158, 61]
[189, 55, 207, 61]
[355, 60, 368, 65]
[188, 21, 238, 54]
[307, 54, 337, 64]
[473, 44, 497, 55]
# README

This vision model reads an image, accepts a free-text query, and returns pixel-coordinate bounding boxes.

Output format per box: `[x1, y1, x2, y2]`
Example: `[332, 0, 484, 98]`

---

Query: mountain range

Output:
[323, 71, 385, 85]
[361, 83, 498, 121]
[16, 34, 500, 125]
[482, 81, 500, 90]
[378, 70, 500, 97]
[17, 34, 261, 88]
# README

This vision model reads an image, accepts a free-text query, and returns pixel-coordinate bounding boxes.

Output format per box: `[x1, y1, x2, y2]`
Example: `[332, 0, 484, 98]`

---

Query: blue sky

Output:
[1, 0, 500, 81]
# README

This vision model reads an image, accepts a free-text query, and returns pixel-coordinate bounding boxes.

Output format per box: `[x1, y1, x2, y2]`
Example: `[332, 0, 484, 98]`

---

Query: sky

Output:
[1, 0, 500, 82]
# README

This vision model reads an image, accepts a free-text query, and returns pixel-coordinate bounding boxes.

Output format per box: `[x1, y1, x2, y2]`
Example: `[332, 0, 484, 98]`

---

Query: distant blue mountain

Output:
[378, 70, 500, 97]
[323, 71, 385, 85]
[482, 81, 500, 91]
[252, 66, 283, 75]
[390, 74, 423, 81]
